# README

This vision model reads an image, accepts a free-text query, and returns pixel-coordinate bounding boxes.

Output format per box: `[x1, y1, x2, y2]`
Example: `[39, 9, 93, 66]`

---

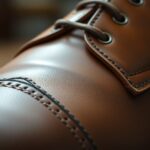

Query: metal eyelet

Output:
[112, 13, 128, 25]
[99, 32, 112, 44]
[129, 0, 144, 6]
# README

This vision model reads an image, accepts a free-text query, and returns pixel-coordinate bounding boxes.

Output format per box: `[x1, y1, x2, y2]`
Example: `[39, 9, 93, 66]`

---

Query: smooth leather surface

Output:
[0, 0, 150, 150]
[0, 87, 81, 150]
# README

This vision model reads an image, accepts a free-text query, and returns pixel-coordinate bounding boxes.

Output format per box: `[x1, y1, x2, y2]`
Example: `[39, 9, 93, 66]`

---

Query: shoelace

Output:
[54, 0, 144, 44]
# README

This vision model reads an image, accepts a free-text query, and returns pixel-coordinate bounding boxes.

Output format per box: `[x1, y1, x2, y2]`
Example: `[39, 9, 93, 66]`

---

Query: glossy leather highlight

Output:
[0, 0, 149, 149]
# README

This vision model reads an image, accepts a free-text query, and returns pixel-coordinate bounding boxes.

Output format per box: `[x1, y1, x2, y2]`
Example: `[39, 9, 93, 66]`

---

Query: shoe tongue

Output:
[85, 0, 150, 95]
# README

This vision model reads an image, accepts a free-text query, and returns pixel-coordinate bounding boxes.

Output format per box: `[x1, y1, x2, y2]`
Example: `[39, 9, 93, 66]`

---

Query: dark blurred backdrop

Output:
[0, 0, 80, 66]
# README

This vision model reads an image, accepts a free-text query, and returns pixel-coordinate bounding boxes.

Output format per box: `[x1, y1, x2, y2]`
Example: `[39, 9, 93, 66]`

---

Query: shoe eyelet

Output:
[99, 32, 112, 44]
[129, 0, 144, 6]
[112, 13, 128, 25]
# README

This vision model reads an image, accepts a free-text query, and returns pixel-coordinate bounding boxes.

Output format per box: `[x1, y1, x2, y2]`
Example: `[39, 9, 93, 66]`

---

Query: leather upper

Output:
[18, 0, 150, 95]
[85, 0, 150, 95]
[0, 87, 81, 150]
[0, 0, 150, 150]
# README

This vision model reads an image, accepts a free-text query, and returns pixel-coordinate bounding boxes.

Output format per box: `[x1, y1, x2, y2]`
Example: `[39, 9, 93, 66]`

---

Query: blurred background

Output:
[0, 0, 80, 67]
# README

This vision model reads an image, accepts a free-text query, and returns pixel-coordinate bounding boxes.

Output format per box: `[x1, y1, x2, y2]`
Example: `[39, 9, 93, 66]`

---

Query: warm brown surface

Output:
[0, 0, 149, 150]
[0, 42, 23, 67]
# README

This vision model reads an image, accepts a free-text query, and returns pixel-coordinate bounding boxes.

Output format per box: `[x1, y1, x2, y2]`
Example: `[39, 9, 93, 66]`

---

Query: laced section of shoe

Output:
[54, 0, 144, 44]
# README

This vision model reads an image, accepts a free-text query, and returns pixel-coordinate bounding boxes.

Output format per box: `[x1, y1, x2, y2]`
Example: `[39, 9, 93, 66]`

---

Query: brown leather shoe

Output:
[0, 0, 149, 149]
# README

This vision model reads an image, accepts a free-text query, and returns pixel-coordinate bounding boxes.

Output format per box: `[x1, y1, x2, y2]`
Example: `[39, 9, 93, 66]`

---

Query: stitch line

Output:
[86, 9, 150, 90]
[0, 77, 97, 150]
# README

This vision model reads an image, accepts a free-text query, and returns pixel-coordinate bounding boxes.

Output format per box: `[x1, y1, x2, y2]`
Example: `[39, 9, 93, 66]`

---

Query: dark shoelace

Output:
[54, 0, 144, 44]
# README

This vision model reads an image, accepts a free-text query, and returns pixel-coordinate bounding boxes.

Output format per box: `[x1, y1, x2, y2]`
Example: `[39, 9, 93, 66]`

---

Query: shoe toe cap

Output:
[0, 87, 81, 150]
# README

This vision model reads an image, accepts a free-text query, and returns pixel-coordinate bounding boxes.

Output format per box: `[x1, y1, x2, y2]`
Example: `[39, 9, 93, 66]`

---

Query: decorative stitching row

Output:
[0, 77, 97, 150]
[86, 9, 150, 90]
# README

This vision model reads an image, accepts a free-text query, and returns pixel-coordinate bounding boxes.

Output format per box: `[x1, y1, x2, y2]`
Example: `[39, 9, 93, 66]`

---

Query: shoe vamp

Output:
[0, 32, 150, 149]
